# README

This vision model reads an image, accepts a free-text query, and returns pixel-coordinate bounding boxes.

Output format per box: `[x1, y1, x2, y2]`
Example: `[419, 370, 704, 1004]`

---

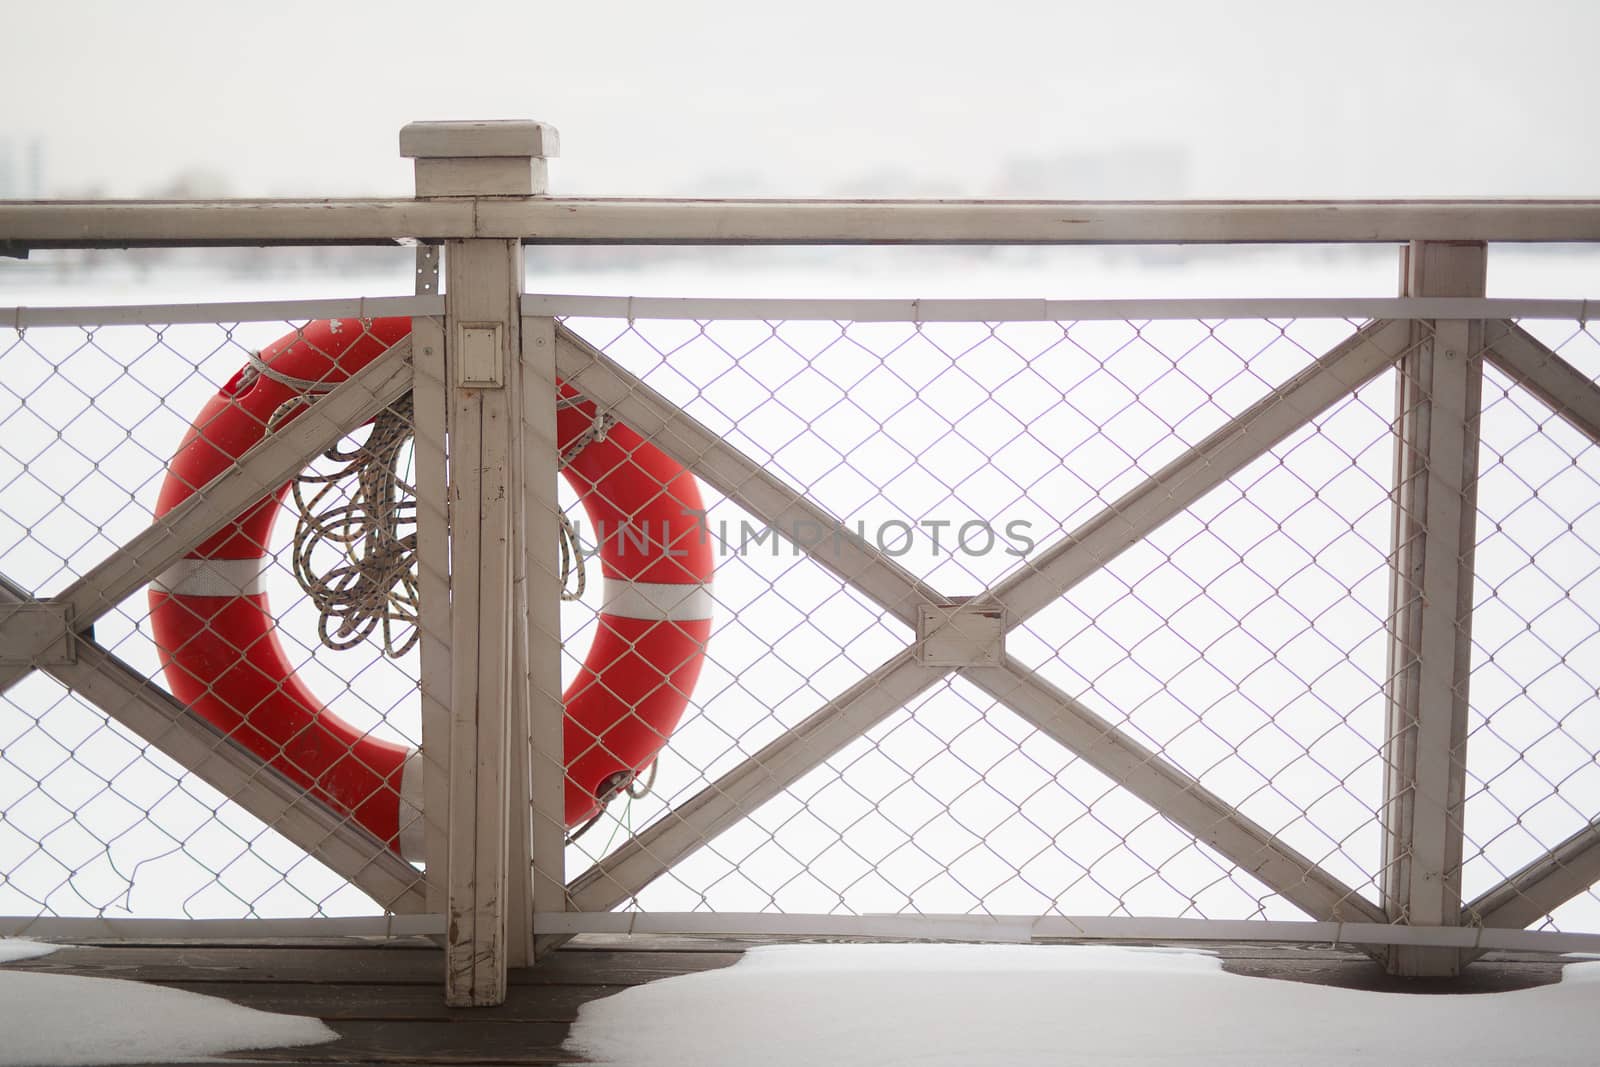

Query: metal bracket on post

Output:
[415, 244, 440, 296]
[402, 118, 558, 1007]
[1381, 240, 1486, 978]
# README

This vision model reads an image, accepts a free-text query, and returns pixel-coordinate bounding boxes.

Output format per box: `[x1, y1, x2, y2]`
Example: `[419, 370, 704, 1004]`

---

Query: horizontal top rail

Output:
[5, 198, 1600, 248]
[528, 294, 1600, 323]
[5, 295, 1593, 331]
[1, 294, 445, 329]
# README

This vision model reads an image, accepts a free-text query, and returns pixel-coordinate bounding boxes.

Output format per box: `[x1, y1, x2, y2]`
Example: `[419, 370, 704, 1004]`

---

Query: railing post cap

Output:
[399, 120, 560, 161]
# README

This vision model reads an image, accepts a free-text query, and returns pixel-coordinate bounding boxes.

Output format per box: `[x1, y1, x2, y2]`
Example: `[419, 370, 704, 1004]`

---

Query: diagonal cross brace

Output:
[1463, 818, 1600, 936]
[0, 340, 422, 911]
[963, 659, 1384, 922]
[559, 319, 1411, 920]
[0, 578, 428, 913]
[554, 328, 937, 627]
[1483, 319, 1600, 446]
[972, 320, 1414, 623]
[0, 339, 414, 693]
[566, 648, 946, 915]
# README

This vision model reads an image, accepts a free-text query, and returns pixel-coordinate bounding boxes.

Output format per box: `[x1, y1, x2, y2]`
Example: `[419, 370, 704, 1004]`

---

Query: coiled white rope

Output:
[291, 394, 421, 657]
[261, 356, 657, 833]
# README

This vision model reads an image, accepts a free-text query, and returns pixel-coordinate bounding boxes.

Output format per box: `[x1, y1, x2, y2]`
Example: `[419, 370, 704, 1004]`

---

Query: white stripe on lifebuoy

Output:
[151, 557, 266, 598]
[398, 750, 424, 864]
[599, 578, 715, 622]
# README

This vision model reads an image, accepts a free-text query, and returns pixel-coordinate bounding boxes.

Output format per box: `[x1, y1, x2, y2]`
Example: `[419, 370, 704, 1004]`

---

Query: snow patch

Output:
[0, 938, 60, 964]
[0, 948, 336, 1066]
[565, 943, 1600, 1067]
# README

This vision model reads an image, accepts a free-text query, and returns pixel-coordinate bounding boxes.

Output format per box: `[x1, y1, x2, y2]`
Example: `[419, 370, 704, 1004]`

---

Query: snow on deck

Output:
[565, 943, 1600, 1066]
[0, 938, 58, 964]
[0, 937, 335, 1067]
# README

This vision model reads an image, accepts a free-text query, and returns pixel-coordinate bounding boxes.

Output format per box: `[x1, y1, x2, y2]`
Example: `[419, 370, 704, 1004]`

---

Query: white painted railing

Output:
[2, 121, 1599, 1003]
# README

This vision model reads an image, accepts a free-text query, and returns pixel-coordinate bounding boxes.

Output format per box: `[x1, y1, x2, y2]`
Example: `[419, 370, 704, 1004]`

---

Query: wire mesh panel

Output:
[1463, 319, 1600, 934]
[548, 314, 1419, 925]
[4, 295, 1598, 947]
[1012, 370, 1398, 915]
[0, 311, 427, 921]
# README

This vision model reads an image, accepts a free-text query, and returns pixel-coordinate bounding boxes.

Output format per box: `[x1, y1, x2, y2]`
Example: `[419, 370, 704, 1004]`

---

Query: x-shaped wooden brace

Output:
[554, 316, 1600, 936]
[6, 315, 1595, 931]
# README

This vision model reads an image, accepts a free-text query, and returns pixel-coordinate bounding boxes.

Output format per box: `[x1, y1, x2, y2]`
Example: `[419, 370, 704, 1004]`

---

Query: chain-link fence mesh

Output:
[550, 315, 1380, 922]
[1463, 319, 1600, 934]
[0, 314, 425, 919]
[3, 303, 1597, 940]
[546, 312, 1600, 935]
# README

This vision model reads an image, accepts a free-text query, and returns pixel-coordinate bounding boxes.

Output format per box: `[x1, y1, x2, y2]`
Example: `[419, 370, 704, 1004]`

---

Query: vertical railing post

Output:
[411, 245, 450, 918]
[402, 120, 555, 1005]
[520, 311, 568, 958]
[1381, 240, 1486, 977]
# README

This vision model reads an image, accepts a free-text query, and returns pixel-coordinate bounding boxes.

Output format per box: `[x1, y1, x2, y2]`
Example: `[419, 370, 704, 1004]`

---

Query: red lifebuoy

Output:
[148, 318, 713, 859]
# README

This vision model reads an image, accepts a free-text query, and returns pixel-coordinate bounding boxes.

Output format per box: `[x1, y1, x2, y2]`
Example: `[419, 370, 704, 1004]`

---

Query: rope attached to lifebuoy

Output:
[150, 317, 713, 853]
[285, 392, 619, 659]
[279, 376, 656, 842]
[289, 395, 421, 658]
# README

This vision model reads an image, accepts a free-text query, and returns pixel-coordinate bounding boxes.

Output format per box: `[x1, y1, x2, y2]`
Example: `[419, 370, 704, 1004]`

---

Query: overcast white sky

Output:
[4, 0, 1599, 200]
